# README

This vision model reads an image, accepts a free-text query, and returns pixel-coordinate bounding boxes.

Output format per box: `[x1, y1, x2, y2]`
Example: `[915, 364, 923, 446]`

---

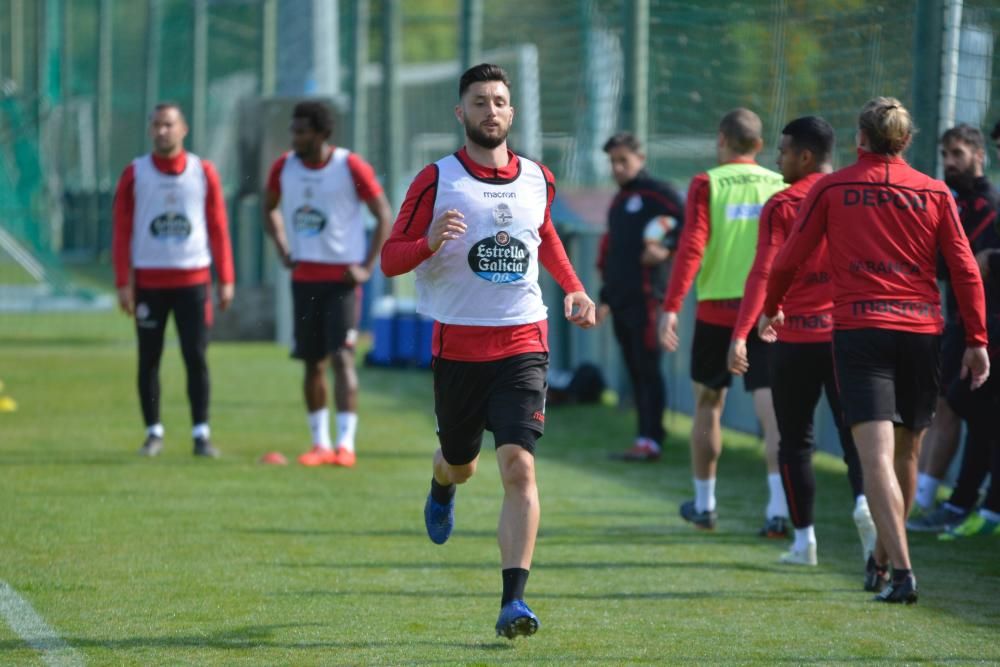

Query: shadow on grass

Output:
[237, 527, 495, 539]
[270, 588, 817, 602]
[263, 559, 781, 574]
[360, 366, 1000, 621]
[0, 624, 517, 653]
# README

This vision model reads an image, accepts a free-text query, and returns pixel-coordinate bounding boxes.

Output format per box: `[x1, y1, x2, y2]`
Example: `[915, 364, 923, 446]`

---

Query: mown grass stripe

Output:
[0, 581, 84, 667]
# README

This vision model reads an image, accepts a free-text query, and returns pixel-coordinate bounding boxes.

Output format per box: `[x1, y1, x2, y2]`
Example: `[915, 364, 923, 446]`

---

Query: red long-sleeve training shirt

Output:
[112, 151, 234, 289]
[733, 172, 831, 343]
[266, 149, 383, 282]
[764, 150, 987, 346]
[661, 158, 759, 326]
[381, 147, 585, 361]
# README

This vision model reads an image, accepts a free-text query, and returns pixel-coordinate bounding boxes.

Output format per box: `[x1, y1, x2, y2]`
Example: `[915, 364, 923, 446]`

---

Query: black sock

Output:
[501, 568, 529, 606]
[430, 478, 455, 504]
[892, 567, 912, 584]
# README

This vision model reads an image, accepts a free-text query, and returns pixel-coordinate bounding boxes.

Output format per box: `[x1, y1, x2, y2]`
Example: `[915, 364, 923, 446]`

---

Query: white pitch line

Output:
[0, 581, 84, 667]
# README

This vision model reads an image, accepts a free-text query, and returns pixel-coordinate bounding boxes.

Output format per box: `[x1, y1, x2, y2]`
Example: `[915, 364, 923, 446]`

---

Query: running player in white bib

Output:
[382, 64, 595, 639]
[112, 102, 235, 458]
[263, 101, 392, 468]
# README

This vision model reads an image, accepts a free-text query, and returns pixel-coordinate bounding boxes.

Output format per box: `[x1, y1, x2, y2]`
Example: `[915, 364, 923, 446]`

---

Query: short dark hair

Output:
[459, 63, 511, 98]
[151, 101, 185, 121]
[941, 123, 986, 151]
[292, 100, 334, 136]
[719, 108, 763, 154]
[781, 116, 835, 162]
[602, 132, 642, 154]
[991, 119, 1000, 141]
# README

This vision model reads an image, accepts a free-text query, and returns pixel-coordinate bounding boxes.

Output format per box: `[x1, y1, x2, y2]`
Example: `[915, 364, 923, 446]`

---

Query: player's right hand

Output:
[728, 338, 749, 375]
[659, 311, 679, 352]
[427, 209, 466, 252]
[757, 311, 783, 342]
[595, 303, 610, 325]
[961, 345, 990, 390]
[117, 285, 134, 316]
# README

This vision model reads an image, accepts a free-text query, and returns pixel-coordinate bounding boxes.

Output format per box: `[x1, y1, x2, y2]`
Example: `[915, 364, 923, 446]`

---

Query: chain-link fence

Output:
[2, 0, 1000, 434]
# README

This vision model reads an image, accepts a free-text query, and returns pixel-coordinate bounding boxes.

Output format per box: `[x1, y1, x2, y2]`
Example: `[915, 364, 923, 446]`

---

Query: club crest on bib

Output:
[493, 202, 514, 227]
[293, 205, 327, 236]
[149, 212, 192, 242]
[468, 231, 530, 283]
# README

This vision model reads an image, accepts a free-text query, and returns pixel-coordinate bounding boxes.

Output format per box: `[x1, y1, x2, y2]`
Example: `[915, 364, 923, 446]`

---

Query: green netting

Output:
[2, 0, 1000, 292]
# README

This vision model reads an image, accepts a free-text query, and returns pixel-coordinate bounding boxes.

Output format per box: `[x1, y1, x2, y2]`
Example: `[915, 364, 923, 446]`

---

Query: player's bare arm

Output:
[347, 191, 393, 286]
[262, 189, 295, 268]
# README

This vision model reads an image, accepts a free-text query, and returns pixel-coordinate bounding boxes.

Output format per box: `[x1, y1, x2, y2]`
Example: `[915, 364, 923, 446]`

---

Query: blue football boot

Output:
[495, 600, 539, 639]
[423, 492, 454, 545]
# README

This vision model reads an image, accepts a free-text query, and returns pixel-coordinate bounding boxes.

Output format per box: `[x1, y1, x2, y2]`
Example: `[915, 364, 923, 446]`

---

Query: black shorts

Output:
[690, 320, 771, 392]
[291, 281, 358, 361]
[432, 352, 547, 466]
[833, 328, 940, 430]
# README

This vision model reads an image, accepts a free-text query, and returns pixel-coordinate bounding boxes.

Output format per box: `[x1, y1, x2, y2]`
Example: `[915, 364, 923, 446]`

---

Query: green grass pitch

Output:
[0, 310, 998, 665]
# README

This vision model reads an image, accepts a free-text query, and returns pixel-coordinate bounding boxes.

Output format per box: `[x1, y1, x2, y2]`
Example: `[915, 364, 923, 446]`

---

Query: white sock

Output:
[793, 525, 816, 551]
[915, 473, 941, 511]
[308, 408, 332, 449]
[694, 477, 716, 513]
[192, 423, 210, 440]
[766, 473, 788, 518]
[336, 412, 358, 452]
[855, 495, 869, 512]
[980, 508, 1000, 523]
[147, 423, 164, 438]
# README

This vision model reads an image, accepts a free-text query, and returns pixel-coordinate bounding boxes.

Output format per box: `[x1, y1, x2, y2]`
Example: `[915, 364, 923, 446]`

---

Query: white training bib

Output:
[131, 154, 211, 270]
[415, 154, 549, 326]
[279, 148, 366, 265]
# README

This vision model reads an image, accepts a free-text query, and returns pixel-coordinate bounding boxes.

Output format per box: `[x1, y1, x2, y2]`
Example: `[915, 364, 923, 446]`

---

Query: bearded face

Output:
[458, 80, 514, 151]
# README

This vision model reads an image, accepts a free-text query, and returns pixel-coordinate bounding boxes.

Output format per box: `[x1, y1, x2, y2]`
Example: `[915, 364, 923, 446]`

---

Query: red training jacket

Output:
[733, 172, 831, 343]
[764, 149, 987, 346]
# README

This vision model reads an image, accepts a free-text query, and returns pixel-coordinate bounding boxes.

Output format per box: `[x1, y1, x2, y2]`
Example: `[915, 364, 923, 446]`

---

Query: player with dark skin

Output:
[263, 108, 392, 463]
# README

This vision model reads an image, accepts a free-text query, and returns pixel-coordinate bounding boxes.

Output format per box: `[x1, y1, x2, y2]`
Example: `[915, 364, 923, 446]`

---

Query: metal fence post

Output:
[381, 0, 402, 206]
[623, 0, 648, 143]
[911, 0, 945, 175]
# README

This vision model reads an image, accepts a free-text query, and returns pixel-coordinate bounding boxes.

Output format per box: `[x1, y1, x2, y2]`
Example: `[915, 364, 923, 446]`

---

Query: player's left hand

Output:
[728, 338, 749, 375]
[565, 291, 596, 329]
[345, 265, 371, 285]
[218, 283, 235, 311]
[757, 311, 783, 342]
